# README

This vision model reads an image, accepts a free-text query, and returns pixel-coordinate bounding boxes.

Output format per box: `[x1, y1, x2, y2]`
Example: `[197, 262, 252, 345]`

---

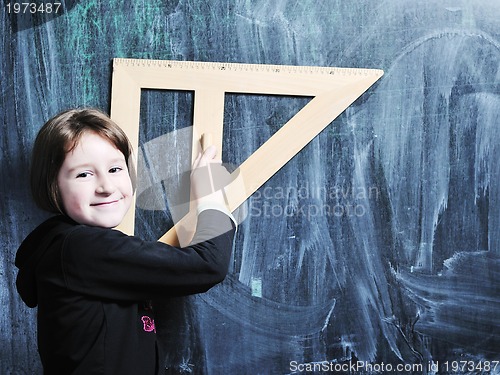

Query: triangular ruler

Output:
[110, 58, 383, 244]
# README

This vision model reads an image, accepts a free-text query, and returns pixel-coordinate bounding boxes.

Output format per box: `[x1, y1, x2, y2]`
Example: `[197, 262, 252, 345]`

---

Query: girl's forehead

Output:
[65, 132, 125, 160]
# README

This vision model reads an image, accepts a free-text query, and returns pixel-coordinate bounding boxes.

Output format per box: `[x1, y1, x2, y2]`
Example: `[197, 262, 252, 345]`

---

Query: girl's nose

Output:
[96, 176, 115, 194]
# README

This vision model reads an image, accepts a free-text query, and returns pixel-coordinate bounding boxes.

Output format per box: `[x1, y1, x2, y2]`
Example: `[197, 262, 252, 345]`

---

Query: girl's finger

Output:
[196, 145, 217, 169]
[202, 145, 217, 160]
[192, 152, 202, 169]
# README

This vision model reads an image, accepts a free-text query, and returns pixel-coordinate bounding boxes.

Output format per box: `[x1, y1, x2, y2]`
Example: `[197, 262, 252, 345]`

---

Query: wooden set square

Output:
[110, 58, 383, 244]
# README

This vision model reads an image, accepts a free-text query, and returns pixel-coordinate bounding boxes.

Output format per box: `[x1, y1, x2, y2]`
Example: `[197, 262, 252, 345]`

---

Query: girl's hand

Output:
[190, 145, 230, 207]
[192, 145, 217, 170]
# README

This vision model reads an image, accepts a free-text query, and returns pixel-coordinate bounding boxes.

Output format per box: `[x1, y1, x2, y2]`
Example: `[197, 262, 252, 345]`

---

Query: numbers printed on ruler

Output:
[5, 2, 62, 14]
[113, 58, 381, 77]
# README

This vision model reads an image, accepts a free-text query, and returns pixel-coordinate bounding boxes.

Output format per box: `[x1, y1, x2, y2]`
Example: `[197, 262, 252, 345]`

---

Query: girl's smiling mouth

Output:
[90, 199, 121, 207]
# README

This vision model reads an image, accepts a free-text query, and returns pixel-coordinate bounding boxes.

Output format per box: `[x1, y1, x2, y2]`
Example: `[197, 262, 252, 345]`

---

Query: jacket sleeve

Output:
[61, 210, 235, 300]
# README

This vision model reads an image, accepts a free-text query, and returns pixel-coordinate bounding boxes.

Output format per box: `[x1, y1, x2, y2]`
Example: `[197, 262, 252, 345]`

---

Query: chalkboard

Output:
[1, 1, 499, 374]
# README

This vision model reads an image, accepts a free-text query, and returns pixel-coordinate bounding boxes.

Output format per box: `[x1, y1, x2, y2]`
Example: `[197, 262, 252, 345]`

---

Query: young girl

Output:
[15, 108, 236, 374]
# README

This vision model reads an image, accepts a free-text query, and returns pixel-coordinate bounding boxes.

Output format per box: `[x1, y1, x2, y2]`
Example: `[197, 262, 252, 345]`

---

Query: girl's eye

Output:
[109, 167, 123, 173]
[76, 172, 91, 178]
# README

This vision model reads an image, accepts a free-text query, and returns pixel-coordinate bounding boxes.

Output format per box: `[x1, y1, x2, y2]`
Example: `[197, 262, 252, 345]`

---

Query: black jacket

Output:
[15, 210, 235, 375]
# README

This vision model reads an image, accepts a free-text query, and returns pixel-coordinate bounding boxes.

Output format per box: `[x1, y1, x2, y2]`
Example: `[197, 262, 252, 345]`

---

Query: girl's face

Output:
[57, 132, 133, 228]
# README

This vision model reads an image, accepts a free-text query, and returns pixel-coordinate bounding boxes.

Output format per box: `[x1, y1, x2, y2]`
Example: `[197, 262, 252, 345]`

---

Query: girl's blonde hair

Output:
[30, 108, 135, 213]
